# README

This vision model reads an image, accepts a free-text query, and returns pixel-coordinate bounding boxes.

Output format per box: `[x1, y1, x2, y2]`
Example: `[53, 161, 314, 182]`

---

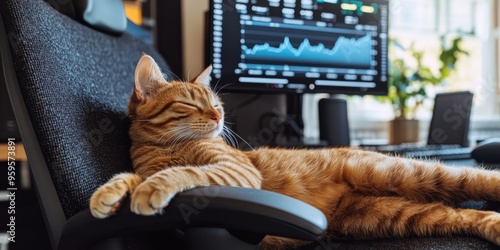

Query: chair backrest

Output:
[0, 0, 171, 247]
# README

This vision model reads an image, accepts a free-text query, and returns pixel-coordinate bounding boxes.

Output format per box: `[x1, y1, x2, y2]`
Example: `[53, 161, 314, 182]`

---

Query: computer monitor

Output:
[208, 0, 389, 95]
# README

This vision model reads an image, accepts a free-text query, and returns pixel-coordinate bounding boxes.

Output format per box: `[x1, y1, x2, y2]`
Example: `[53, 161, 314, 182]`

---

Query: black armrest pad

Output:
[59, 186, 327, 249]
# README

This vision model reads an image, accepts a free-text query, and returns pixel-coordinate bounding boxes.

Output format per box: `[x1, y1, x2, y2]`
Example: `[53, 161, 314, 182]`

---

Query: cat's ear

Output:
[134, 53, 165, 100]
[192, 65, 213, 86]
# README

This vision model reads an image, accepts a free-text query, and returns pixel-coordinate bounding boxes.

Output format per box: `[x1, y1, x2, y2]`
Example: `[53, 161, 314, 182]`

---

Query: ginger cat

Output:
[90, 54, 500, 249]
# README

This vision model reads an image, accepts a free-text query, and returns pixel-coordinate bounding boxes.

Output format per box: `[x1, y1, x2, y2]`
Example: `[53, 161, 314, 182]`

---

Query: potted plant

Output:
[384, 36, 468, 144]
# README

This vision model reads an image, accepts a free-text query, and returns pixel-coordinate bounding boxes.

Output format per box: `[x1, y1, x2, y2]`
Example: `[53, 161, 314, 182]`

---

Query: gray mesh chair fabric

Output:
[0, 0, 171, 219]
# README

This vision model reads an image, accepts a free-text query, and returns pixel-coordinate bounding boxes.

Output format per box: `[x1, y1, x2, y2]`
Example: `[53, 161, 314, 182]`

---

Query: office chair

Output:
[0, 0, 327, 249]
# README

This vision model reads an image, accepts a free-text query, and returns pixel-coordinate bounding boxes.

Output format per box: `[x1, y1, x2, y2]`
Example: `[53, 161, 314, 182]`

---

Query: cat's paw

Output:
[480, 214, 500, 246]
[130, 178, 178, 216]
[90, 184, 127, 219]
[90, 173, 141, 219]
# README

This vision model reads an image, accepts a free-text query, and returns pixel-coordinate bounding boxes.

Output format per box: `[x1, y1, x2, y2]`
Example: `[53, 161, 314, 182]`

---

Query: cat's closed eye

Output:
[172, 102, 202, 112]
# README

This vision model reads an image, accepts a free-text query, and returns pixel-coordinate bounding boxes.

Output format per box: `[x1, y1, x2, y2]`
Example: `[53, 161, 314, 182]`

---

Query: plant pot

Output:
[389, 119, 419, 145]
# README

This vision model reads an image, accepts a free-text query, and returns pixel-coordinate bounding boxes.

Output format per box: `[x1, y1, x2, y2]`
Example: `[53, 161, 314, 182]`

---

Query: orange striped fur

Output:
[90, 54, 500, 249]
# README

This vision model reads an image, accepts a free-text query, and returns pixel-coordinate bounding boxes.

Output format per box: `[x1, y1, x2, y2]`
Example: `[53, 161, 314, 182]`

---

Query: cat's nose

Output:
[207, 109, 221, 123]
[211, 115, 221, 123]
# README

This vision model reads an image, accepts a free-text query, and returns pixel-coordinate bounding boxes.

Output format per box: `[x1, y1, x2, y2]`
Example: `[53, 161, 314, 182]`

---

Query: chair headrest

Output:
[50, 0, 127, 35]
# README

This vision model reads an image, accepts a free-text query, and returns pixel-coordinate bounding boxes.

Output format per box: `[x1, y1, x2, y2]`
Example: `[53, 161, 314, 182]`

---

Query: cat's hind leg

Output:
[330, 194, 500, 245]
[387, 159, 500, 203]
[90, 173, 143, 218]
[344, 150, 500, 203]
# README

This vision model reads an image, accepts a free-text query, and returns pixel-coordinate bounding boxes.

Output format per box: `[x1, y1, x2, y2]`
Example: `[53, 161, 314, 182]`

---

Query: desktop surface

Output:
[442, 158, 500, 170]
[370, 144, 472, 161]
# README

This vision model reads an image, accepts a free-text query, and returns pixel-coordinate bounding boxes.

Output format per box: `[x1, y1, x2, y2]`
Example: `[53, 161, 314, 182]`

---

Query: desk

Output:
[443, 158, 500, 169]
[443, 159, 477, 167]
[0, 143, 27, 161]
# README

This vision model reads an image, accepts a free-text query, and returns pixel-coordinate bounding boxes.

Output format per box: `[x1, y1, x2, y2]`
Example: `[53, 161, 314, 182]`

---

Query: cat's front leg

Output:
[90, 173, 144, 218]
[130, 166, 210, 215]
[130, 164, 262, 215]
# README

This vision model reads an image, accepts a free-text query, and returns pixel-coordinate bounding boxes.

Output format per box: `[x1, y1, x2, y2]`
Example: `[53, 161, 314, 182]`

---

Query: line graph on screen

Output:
[242, 34, 373, 67]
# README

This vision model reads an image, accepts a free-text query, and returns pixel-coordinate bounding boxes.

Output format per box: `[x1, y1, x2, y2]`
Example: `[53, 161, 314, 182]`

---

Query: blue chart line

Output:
[242, 34, 373, 67]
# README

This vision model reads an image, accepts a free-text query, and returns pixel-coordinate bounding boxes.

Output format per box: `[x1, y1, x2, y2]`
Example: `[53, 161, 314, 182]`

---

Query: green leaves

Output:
[386, 36, 468, 119]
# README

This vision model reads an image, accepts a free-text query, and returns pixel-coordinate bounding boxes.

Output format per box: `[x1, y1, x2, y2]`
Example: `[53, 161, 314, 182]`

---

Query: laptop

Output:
[427, 91, 473, 147]
[376, 91, 474, 159]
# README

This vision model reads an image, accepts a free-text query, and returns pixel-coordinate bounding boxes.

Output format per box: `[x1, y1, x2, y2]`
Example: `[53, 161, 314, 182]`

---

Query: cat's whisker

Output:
[178, 127, 198, 140]
[221, 125, 239, 148]
[215, 82, 234, 95]
[225, 131, 239, 149]
[223, 117, 235, 125]
[151, 128, 175, 144]
[173, 130, 200, 147]
[167, 135, 184, 147]
[157, 131, 174, 145]
[226, 130, 241, 149]
[213, 77, 222, 92]
[162, 68, 183, 82]
[225, 126, 254, 150]
[220, 129, 236, 148]
[157, 126, 192, 146]
[166, 127, 193, 146]
[164, 134, 184, 147]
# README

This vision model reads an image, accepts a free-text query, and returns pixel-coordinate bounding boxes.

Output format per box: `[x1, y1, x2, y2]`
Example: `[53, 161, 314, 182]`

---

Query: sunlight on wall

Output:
[181, 0, 209, 79]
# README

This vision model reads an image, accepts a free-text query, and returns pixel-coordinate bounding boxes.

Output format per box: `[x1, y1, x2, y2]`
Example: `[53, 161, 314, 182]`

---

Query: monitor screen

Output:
[208, 0, 389, 95]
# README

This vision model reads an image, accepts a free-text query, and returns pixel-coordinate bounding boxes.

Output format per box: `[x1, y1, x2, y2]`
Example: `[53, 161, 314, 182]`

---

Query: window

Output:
[494, 0, 500, 110]
[304, 0, 500, 143]
[384, 0, 493, 119]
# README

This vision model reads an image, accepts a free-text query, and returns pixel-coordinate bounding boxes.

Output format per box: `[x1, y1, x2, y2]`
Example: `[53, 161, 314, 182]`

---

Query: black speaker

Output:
[318, 98, 350, 147]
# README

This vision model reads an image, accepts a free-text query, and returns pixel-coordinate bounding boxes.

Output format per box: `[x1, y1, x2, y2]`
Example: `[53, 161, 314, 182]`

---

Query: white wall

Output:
[181, 0, 209, 79]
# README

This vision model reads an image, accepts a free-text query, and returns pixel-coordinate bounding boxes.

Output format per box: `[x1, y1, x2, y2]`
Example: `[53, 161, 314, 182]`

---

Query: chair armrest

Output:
[59, 186, 327, 250]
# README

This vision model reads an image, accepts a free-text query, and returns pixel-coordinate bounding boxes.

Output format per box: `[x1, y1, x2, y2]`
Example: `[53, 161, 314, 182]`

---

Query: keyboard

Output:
[368, 144, 472, 160]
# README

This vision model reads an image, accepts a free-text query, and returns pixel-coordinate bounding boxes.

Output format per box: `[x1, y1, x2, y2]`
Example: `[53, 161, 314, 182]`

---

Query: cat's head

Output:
[128, 54, 224, 145]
